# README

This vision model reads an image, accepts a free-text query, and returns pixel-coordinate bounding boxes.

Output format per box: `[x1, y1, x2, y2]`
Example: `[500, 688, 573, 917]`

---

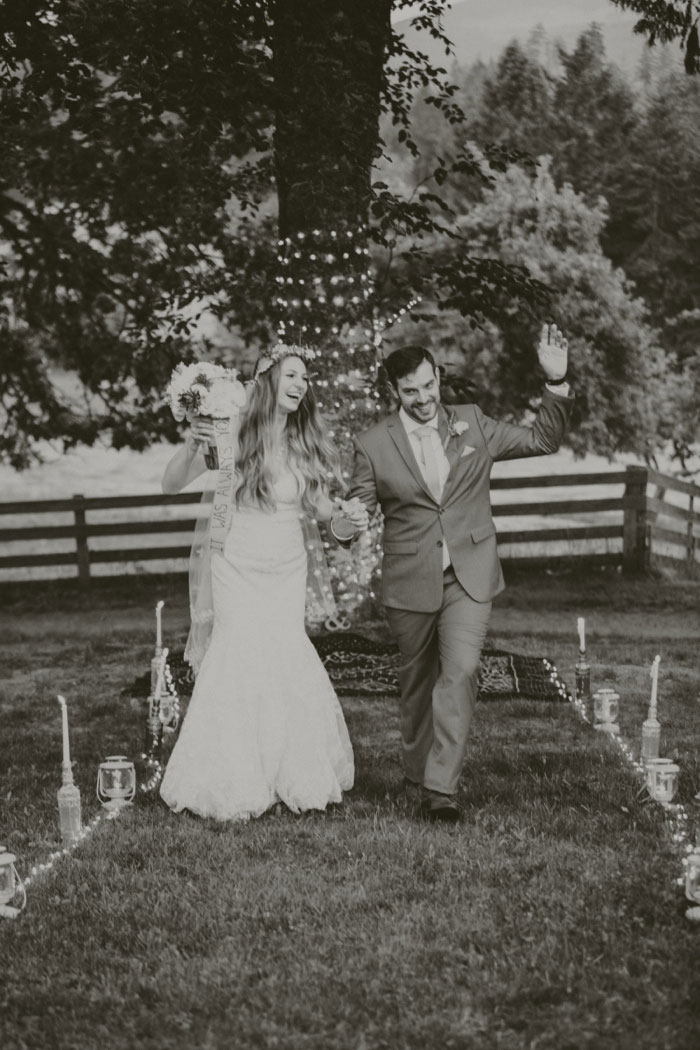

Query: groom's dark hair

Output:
[382, 345, 437, 388]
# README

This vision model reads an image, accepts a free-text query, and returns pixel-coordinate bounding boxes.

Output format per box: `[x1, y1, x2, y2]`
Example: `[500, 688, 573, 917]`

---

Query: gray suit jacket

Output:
[347, 388, 574, 611]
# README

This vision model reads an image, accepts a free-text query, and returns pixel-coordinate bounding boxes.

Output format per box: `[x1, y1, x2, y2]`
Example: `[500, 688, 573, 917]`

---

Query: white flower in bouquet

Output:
[165, 362, 246, 421]
[201, 375, 248, 418]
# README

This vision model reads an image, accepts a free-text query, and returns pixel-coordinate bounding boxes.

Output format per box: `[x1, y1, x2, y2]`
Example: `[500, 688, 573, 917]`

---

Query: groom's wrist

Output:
[330, 515, 358, 546]
[544, 378, 571, 397]
[544, 374, 568, 385]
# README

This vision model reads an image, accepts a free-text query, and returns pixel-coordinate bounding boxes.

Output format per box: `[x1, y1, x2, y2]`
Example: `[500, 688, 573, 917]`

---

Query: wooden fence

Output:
[1, 466, 698, 585]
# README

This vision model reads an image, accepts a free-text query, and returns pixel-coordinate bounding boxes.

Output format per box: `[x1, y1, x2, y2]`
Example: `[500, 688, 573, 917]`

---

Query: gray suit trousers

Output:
[385, 566, 492, 795]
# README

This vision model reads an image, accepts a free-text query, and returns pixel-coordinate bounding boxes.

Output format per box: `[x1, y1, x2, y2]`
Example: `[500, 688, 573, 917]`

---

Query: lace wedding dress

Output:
[160, 468, 355, 820]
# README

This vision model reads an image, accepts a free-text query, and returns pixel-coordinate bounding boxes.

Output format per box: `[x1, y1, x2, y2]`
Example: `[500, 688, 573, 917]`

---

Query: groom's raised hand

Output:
[537, 323, 568, 382]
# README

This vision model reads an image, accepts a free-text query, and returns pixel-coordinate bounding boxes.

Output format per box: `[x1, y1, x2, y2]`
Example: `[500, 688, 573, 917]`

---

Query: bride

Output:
[159, 344, 368, 821]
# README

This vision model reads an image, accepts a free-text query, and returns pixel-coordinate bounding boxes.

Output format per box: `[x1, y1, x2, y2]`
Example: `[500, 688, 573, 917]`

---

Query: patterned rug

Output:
[131, 634, 571, 703]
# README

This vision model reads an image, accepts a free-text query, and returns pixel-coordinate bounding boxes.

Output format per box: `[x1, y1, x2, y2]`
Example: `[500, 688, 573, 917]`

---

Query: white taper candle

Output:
[57, 695, 70, 768]
[155, 600, 164, 651]
[650, 654, 661, 712]
[577, 616, 585, 652]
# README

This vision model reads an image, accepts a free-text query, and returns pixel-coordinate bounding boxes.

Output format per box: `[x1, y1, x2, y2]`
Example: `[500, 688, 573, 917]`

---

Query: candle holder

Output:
[150, 653, 163, 696]
[146, 647, 170, 750]
[642, 654, 662, 767]
[57, 773, 82, 846]
[641, 716, 661, 766]
[575, 651, 590, 705]
[645, 758, 680, 803]
[685, 849, 700, 905]
[151, 599, 165, 693]
[0, 846, 26, 919]
[593, 688, 620, 735]
[574, 617, 590, 705]
[97, 756, 136, 812]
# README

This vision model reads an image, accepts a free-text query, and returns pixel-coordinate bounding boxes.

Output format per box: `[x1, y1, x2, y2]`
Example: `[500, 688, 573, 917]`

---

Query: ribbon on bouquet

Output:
[209, 413, 240, 554]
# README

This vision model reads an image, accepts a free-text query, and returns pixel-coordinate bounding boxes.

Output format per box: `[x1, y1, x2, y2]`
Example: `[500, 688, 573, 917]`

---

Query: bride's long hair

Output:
[234, 355, 343, 515]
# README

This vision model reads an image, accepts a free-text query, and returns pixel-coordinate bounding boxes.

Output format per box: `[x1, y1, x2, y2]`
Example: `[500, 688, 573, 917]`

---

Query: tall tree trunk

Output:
[269, 0, 392, 444]
[271, 0, 391, 238]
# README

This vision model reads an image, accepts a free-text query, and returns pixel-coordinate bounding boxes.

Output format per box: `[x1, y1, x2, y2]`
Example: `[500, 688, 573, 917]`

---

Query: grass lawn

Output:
[1, 568, 699, 1050]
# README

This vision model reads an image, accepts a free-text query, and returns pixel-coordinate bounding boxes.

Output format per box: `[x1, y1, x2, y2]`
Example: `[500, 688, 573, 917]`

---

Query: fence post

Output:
[72, 494, 91, 586]
[622, 466, 648, 574]
[688, 494, 696, 568]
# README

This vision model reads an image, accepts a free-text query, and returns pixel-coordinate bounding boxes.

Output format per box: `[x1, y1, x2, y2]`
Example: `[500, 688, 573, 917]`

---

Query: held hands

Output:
[336, 497, 370, 532]
[537, 323, 568, 381]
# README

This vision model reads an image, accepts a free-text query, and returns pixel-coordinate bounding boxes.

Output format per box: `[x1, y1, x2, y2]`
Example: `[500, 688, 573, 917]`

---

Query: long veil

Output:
[183, 480, 217, 675]
[184, 411, 340, 675]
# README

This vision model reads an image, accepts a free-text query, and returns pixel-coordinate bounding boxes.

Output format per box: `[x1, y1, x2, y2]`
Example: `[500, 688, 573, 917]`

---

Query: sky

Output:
[392, 0, 651, 77]
[392, 0, 635, 26]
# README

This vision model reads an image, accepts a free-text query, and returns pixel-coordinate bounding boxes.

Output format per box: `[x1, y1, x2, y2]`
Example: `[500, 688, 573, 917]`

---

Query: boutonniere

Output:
[443, 412, 469, 449]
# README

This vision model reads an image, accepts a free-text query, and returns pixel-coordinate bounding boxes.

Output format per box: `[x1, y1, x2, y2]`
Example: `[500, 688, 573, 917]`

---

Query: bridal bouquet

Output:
[165, 361, 246, 421]
[165, 361, 247, 468]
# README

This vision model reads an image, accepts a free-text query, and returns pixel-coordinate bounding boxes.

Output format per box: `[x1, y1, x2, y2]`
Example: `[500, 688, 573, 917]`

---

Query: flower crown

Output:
[254, 342, 317, 380]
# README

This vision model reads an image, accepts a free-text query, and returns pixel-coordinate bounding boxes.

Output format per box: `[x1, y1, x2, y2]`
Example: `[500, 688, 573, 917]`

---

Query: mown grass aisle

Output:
[2, 572, 699, 1050]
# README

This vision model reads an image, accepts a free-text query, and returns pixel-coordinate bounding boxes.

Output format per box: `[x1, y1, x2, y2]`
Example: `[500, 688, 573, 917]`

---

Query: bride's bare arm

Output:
[314, 492, 337, 523]
[161, 437, 206, 494]
[162, 417, 216, 494]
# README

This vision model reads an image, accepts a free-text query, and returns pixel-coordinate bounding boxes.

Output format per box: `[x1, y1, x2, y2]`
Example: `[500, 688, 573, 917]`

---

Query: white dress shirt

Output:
[399, 407, 452, 570]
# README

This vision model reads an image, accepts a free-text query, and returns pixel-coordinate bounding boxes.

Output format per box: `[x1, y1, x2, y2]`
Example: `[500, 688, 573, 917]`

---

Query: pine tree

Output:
[448, 159, 679, 460]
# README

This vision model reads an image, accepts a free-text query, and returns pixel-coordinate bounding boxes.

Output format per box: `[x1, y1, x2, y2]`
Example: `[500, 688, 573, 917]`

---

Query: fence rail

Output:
[1, 466, 699, 585]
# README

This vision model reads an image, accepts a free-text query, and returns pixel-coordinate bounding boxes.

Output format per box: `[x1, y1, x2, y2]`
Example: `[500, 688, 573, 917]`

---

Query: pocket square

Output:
[460, 444, 477, 458]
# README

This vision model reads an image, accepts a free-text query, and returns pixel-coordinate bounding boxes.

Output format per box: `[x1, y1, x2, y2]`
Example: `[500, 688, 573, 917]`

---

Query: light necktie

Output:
[414, 425, 442, 501]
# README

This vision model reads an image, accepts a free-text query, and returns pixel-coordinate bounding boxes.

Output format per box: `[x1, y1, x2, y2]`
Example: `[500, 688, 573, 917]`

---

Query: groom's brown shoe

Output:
[419, 790, 461, 823]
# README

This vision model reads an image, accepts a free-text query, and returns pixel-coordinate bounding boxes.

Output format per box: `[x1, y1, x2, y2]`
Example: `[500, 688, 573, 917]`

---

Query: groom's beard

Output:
[405, 400, 439, 423]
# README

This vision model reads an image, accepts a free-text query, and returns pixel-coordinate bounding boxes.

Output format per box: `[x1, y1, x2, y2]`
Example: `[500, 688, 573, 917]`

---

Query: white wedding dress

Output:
[160, 467, 355, 821]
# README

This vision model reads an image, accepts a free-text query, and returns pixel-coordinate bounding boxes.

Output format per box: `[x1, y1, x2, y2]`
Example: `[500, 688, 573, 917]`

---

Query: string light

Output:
[545, 657, 697, 902]
[271, 223, 424, 614]
[21, 809, 126, 892]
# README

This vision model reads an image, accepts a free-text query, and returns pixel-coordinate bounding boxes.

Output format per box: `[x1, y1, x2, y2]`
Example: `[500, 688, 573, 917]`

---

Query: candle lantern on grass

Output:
[0, 846, 26, 919]
[151, 601, 164, 694]
[56, 695, 82, 846]
[97, 756, 136, 812]
[575, 616, 590, 706]
[145, 648, 168, 753]
[642, 655, 662, 766]
[645, 758, 680, 803]
[593, 688, 620, 735]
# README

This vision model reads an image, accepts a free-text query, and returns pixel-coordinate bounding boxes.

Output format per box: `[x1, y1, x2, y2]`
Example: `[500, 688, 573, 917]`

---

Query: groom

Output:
[333, 324, 573, 821]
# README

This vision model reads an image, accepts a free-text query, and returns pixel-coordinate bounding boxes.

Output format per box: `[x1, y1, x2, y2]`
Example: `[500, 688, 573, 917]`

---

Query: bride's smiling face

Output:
[276, 356, 309, 414]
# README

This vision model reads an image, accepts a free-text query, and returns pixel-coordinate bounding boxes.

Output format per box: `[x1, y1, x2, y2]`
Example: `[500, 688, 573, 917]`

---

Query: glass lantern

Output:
[593, 688, 620, 735]
[645, 758, 680, 803]
[96, 756, 136, 812]
[0, 846, 27, 919]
